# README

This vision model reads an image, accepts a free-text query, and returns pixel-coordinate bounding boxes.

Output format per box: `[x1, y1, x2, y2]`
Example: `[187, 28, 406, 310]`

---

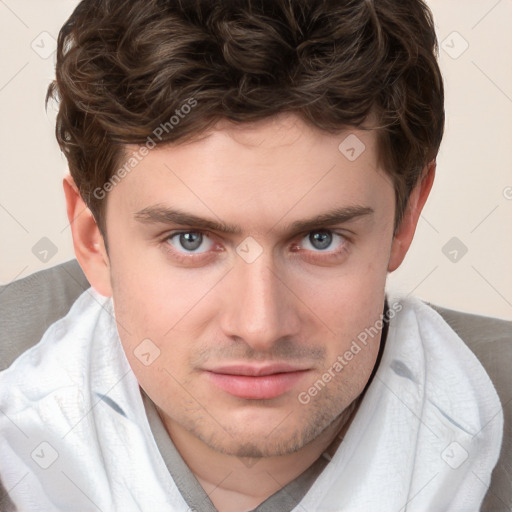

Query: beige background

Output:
[1, 0, 511, 320]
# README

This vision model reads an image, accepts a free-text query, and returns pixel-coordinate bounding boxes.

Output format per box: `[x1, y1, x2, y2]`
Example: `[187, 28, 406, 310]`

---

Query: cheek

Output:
[108, 253, 223, 385]
[293, 248, 389, 382]
[109, 273, 201, 413]
[298, 245, 389, 324]
[297, 283, 385, 407]
[316, 278, 386, 357]
[109, 244, 215, 335]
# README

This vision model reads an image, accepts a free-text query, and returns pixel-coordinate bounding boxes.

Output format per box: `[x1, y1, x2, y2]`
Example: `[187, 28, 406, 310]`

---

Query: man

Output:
[0, 0, 504, 511]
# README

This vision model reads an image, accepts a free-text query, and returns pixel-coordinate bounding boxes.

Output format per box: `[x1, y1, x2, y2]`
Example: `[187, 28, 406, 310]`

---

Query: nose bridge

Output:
[220, 252, 300, 349]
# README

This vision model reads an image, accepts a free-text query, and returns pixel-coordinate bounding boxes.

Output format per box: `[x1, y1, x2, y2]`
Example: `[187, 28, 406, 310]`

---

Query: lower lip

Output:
[206, 370, 309, 400]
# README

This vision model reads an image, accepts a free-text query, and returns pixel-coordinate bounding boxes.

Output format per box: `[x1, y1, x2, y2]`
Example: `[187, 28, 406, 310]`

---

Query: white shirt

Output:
[0, 289, 503, 511]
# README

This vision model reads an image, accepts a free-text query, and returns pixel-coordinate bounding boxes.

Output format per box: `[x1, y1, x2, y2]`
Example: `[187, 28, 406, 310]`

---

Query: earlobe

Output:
[387, 161, 436, 273]
[63, 174, 112, 297]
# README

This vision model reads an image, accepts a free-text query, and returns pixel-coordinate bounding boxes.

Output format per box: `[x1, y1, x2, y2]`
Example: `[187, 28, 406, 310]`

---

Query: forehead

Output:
[109, 114, 393, 232]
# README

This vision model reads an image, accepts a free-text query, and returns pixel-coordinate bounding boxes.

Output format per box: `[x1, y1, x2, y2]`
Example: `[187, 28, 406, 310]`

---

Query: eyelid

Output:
[290, 223, 354, 240]
[160, 230, 224, 266]
[298, 230, 348, 250]
[160, 229, 213, 256]
[159, 228, 351, 265]
[161, 229, 212, 241]
[167, 230, 214, 247]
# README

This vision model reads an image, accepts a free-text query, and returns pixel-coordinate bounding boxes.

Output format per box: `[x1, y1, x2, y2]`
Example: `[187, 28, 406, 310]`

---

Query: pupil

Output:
[310, 231, 332, 250]
[180, 232, 202, 251]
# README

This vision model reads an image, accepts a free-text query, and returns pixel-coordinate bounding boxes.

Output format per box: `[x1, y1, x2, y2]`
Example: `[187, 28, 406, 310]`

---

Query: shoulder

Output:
[417, 299, 511, 511]
[0, 260, 90, 371]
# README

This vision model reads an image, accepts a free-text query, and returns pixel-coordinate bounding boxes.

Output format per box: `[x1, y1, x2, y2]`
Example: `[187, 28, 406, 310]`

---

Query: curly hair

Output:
[47, 0, 444, 235]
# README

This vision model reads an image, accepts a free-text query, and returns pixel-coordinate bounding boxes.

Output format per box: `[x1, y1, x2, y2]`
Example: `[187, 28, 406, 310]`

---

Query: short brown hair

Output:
[48, 0, 444, 235]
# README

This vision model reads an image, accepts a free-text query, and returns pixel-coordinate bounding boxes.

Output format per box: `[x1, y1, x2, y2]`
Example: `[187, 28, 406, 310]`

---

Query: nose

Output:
[218, 255, 302, 352]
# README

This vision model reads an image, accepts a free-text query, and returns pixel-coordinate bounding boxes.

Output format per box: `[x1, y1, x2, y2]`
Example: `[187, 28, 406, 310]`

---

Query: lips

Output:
[204, 363, 310, 400]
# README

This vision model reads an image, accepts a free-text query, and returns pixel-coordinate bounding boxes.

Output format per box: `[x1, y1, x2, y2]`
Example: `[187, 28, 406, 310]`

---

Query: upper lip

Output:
[204, 363, 309, 377]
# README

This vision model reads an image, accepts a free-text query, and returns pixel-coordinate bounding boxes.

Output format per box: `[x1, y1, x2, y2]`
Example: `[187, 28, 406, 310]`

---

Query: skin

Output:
[64, 113, 435, 512]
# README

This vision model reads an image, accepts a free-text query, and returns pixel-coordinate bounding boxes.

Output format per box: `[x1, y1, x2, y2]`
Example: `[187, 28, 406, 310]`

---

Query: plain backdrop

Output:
[0, 0, 511, 320]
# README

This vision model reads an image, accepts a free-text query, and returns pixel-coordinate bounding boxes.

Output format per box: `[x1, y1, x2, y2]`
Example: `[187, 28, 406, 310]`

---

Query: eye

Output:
[300, 230, 346, 252]
[166, 232, 214, 253]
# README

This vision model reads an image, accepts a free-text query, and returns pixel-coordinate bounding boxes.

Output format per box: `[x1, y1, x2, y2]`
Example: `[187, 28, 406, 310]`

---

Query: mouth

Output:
[203, 363, 310, 400]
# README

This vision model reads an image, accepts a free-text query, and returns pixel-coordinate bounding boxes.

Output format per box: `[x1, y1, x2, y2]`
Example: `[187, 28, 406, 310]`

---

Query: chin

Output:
[205, 431, 306, 459]
[191, 407, 336, 459]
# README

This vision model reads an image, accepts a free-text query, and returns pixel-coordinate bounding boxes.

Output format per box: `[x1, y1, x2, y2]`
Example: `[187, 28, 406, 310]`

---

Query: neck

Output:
[158, 396, 362, 512]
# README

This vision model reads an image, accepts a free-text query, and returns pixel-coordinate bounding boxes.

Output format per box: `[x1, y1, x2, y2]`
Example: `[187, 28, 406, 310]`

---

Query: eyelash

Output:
[291, 231, 350, 264]
[160, 231, 222, 265]
[160, 230, 351, 265]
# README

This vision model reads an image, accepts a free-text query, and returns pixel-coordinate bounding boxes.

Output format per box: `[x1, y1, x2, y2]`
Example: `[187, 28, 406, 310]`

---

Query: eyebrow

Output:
[133, 205, 374, 235]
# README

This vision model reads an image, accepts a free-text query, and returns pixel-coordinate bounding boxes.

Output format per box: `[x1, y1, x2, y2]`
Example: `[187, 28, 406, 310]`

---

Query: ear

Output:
[63, 174, 112, 297]
[388, 160, 436, 272]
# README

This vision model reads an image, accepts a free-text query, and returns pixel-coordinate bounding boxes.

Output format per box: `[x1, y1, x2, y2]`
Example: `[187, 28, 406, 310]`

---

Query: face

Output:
[100, 114, 398, 458]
